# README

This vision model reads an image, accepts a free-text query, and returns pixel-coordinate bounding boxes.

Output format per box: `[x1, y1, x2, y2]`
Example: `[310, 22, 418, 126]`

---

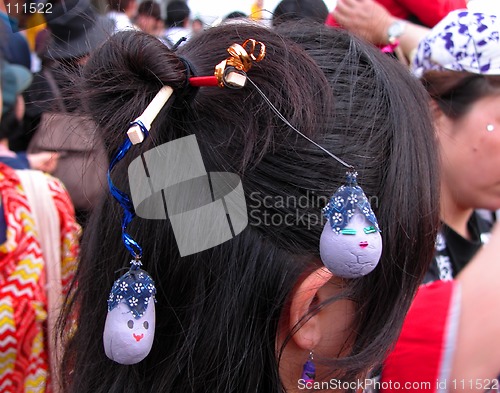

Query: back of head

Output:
[0, 11, 31, 69]
[60, 22, 438, 392]
[45, 0, 113, 61]
[272, 0, 328, 26]
[1, 60, 32, 116]
[108, 0, 135, 13]
[0, 60, 32, 138]
[137, 0, 161, 20]
[166, 0, 190, 27]
[225, 11, 247, 20]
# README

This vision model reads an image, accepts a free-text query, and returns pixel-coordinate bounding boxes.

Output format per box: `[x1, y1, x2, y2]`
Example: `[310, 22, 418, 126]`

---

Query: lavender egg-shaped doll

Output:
[103, 266, 156, 365]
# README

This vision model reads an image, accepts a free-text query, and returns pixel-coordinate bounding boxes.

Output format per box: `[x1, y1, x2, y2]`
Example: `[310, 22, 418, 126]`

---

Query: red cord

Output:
[189, 76, 218, 87]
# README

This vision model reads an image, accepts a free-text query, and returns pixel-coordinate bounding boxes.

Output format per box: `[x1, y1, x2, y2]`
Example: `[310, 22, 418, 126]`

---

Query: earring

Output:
[320, 171, 383, 278]
[487, 124, 495, 132]
[300, 351, 316, 384]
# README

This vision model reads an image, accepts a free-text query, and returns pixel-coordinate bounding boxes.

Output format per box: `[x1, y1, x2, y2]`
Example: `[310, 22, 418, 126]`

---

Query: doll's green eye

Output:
[340, 228, 357, 235]
[363, 226, 376, 234]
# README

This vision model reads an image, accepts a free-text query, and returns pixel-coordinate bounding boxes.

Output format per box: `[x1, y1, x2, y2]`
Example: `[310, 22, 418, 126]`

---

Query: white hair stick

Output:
[127, 86, 174, 145]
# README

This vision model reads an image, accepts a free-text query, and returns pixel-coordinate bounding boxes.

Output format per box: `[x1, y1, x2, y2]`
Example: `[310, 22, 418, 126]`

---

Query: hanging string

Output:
[106, 59, 353, 261]
[246, 77, 354, 170]
[107, 120, 149, 260]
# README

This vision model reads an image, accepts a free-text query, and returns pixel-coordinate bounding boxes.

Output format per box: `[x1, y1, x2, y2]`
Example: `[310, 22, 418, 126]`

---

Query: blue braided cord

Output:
[107, 120, 149, 259]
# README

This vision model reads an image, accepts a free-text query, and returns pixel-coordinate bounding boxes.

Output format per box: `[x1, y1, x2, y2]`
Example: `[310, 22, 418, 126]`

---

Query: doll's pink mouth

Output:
[133, 333, 144, 342]
[359, 241, 368, 248]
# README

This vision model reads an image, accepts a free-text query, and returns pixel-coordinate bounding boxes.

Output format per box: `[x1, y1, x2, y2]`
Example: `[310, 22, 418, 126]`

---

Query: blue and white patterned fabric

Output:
[412, 9, 500, 77]
[107, 266, 156, 319]
[322, 172, 380, 234]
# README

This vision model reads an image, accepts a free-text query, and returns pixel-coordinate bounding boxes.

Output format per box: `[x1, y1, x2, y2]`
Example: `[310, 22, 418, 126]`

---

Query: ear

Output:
[429, 99, 452, 141]
[429, 99, 442, 120]
[289, 267, 333, 351]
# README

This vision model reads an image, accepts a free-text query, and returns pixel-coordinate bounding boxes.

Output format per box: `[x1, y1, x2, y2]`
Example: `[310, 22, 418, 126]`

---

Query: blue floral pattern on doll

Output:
[413, 10, 500, 77]
[322, 172, 380, 234]
[103, 263, 157, 364]
[107, 265, 156, 318]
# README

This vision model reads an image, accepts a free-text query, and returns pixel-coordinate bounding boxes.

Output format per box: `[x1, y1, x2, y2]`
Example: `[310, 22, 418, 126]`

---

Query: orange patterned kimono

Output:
[0, 163, 79, 392]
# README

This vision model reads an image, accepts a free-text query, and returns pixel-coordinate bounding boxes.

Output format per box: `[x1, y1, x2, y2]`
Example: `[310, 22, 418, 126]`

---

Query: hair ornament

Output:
[103, 39, 267, 364]
[127, 86, 173, 145]
[103, 86, 174, 365]
[322, 172, 380, 234]
[189, 39, 266, 89]
[246, 79, 382, 279]
[320, 171, 382, 278]
[103, 261, 157, 365]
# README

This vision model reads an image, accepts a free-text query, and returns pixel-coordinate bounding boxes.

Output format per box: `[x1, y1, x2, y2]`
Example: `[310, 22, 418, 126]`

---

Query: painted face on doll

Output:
[103, 299, 155, 365]
[320, 211, 382, 278]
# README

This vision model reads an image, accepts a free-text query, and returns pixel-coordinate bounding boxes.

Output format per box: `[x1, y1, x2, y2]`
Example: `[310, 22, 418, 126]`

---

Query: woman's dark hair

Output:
[0, 107, 21, 140]
[276, 20, 439, 376]
[225, 11, 247, 20]
[59, 23, 439, 392]
[166, 0, 190, 27]
[422, 70, 500, 119]
[272, 0, 328, 26]
[137, 0, 161, 20]
[108, 0, 135, 13]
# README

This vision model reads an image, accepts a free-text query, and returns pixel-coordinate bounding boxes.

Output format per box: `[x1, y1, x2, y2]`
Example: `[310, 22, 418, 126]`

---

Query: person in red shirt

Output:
[326, 0, 465, 28]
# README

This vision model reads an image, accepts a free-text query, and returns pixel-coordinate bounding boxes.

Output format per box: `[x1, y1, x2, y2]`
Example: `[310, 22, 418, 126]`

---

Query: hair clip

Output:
[189, 39, 266, 89]
[246, 79, 383, 279]
[103, 86, 174, 365]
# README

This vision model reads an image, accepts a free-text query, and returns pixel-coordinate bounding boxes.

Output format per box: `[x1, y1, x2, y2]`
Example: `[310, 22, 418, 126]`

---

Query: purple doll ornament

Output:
[103, 261, 157, 364]
[320, 172, 382, 278]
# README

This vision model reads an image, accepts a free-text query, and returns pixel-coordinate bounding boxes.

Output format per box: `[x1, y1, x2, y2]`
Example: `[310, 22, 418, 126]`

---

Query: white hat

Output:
[412, 9, 500, 77]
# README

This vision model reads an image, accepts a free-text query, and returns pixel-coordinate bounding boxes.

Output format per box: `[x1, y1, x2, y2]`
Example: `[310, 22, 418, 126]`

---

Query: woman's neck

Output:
[440, 186, 474, 240]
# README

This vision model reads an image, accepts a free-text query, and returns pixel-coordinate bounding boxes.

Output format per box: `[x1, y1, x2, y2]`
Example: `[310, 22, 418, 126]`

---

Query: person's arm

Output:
[27, 151, 59, 173]
[333, 0, 430, 63]
[452, 223, 500, 391]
